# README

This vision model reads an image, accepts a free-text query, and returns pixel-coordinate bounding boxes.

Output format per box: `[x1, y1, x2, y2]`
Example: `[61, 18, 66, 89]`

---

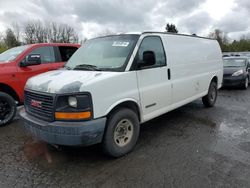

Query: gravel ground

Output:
[1, 88, 250, 188]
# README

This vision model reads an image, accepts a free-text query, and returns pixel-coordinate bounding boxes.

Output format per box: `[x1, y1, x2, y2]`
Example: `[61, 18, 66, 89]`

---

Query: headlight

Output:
[55, 94, 92, 121]
[68, 96, 77, 108]
[232, 69, 243, 76]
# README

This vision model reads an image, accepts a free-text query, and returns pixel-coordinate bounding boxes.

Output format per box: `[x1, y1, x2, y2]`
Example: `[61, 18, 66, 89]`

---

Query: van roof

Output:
[116, 31, 215, 40]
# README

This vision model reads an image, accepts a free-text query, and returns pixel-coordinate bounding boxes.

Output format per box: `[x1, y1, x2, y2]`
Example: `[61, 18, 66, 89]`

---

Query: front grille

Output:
[223, 74, 232, 78]
[223, 79, 231, 84]
[24, 91, 54, 122]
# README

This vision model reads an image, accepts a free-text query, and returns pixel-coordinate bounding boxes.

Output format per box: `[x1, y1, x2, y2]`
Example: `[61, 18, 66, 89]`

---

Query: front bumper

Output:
[20, 109, 106, 146]
[222, 76, 246, 87]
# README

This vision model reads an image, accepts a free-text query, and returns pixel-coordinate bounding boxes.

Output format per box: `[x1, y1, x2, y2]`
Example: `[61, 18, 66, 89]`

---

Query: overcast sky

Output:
[0, 0, 249, 40]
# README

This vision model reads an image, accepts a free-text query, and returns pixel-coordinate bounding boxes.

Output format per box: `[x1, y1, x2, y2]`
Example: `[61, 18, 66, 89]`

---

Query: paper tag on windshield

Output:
[112, 41, 129, 47]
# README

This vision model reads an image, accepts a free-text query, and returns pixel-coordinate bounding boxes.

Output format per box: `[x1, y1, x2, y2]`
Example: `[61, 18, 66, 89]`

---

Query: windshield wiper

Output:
[73, 64, 101, 71]
[63, 65, 71, 70]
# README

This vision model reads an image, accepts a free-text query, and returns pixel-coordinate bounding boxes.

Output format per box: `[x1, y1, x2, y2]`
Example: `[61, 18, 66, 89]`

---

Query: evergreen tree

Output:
[165, 23, 178, 33]
[4, 28, 20, 48]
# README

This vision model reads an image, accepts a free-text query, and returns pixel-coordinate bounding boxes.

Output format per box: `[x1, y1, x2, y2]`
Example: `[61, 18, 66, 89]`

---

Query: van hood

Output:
[25, 70, 118, 94]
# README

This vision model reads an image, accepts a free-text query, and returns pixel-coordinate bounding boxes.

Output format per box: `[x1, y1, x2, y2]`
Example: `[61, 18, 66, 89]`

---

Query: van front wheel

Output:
[102, 108, 139, 158]
[202, 81, 217, 107]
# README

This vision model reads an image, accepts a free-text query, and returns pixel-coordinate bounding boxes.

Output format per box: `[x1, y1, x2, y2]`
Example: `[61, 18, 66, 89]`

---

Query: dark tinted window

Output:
[137, 36, 166, 68]
[29, 46, 55, 63]
[58, 46, 78, 62]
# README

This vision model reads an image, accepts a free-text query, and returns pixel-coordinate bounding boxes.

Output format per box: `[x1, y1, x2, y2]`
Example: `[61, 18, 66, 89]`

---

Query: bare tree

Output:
[33, 21, 48, 43]
[24, 20, 79, 44]
[79, 37, 87, 45]
[57, 23, 78, 43]
[24, 21, 48, 44]
[0, 32, 7, 53]
[0, 32, 4, 42]
[12, 23, 21, 42]
[46, 22, 78, 43]
[208, 29, 229, 50]
[94, 29, 116, 38]
[24, 22, 36, 44]
[48, 22, 59, 42]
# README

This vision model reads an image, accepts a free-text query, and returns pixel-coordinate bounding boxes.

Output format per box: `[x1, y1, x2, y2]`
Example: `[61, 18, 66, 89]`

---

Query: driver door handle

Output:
[167, 68, 171, 80]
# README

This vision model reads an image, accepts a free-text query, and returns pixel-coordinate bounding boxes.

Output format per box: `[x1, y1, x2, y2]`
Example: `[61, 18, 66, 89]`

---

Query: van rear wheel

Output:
[202, 81, 217, 107]
[0, 92, 17, 126]
[102, 108, 139, 158]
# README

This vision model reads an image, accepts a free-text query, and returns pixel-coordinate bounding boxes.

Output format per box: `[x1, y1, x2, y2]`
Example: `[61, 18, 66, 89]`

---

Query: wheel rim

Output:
[245, 78, 248, 88]
[113, 119, 134, 147]
[0, 99, 11, 122]
[210, 86, 216, 102]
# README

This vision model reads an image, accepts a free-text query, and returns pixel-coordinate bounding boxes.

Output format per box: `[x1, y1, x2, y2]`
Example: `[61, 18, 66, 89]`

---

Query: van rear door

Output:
[135, 36, 172, 122]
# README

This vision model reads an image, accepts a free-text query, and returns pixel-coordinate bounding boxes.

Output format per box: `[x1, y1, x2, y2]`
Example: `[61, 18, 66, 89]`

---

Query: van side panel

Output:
[86, 34, 223, 123]
[162, 34, 223, 105]
[83, 72, 141, 119]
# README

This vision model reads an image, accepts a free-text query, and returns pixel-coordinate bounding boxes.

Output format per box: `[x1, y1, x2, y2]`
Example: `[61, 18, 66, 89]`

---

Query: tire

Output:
[242, 77, 249, 90]
[0, 92, 17, 126]
[202, 81, 218, 107]
[102, 108, 140, 158]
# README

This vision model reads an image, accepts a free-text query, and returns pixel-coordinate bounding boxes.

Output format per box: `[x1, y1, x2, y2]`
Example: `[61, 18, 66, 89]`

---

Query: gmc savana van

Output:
[20, 32, 223, 157]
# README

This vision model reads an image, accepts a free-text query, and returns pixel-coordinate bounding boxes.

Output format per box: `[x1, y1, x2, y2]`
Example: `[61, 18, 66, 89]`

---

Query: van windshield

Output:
[0, 45, 29, 63]
[66, 34, 139, 71]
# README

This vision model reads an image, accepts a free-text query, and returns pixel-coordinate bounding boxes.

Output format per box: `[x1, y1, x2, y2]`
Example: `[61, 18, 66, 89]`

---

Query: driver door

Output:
[135, 36, 172, 121]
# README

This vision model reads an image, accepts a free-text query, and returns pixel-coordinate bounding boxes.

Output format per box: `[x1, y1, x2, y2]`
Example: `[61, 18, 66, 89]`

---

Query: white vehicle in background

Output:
[20, 32, 223, 157]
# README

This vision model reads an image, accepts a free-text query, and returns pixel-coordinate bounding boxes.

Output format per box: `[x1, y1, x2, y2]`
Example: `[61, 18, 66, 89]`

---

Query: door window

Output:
[28, 46, 55, 63]
[58, 46, 78, 62]
[135, 36, 166, 69]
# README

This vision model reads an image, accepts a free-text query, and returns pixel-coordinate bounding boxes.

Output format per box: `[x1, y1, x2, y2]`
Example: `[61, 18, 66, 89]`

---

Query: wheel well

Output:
[211, 76, 218, 85]
[108, 101, 141, 122]
[0, 83, 20, 103]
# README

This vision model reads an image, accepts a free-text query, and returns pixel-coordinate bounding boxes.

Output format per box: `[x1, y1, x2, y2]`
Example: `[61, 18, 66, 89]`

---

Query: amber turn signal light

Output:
[55, 111, 91, 120]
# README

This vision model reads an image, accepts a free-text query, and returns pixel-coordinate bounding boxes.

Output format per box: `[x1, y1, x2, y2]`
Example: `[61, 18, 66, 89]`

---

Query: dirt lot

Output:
[1, 88, 250, 188]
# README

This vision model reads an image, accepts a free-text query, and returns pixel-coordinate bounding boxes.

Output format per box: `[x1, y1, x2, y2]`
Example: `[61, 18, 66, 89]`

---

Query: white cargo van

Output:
[20, 32, 223, 157]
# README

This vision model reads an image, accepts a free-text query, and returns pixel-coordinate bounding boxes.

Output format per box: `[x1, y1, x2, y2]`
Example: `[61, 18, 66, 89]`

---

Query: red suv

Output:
[0, 43, 80, 126]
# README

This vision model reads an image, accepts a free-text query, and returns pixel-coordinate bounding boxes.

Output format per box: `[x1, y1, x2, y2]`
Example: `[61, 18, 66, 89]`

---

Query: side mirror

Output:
[138, 51, 156, 68]
[20, 54, 41, 67]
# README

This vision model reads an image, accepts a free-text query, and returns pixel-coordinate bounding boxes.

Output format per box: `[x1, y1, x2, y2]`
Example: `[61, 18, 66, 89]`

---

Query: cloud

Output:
[74, 1, 147, 24]
[216, 11, 249, 33]
[156, 0, 205, 17]
[236, 0, 250, 11]
[178, 11, 213, 35]
[212, 0, 250, 38]
[69, 0, 207, 36]
[0, 0, 249, 40]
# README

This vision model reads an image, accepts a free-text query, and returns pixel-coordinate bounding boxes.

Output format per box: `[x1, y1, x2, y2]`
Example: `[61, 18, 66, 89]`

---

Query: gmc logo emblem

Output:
[31, 99, 42, 108]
